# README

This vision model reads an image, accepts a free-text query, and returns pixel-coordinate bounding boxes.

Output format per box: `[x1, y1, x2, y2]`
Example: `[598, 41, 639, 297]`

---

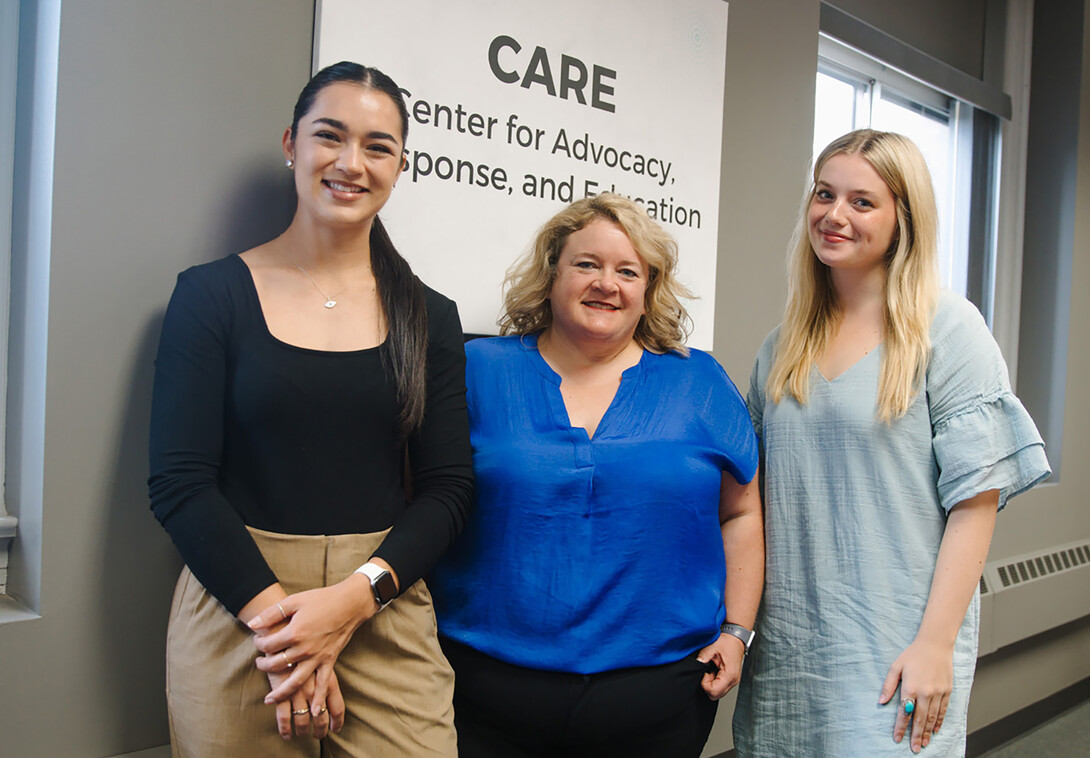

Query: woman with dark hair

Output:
[149, 61, 472, 756]
[429, 194, 763, 758]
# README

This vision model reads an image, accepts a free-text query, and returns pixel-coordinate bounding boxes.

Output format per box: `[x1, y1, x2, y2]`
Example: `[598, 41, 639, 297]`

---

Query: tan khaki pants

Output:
[166, 526, 457, 757]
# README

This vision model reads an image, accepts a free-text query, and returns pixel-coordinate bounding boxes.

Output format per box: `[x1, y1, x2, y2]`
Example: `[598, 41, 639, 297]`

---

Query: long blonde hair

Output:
[500, 193, 693, 354]
[767, 129, 939, 421]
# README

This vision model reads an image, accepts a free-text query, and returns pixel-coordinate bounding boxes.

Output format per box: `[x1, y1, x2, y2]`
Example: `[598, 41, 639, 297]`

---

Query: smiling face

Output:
[808, 152, 899, 279]
[283, 81, 406, 230]
[547, 218, 648, 346]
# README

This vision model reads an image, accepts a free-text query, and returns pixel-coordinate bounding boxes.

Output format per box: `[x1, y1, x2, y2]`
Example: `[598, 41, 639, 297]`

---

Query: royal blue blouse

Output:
[430, 334, 758, 674]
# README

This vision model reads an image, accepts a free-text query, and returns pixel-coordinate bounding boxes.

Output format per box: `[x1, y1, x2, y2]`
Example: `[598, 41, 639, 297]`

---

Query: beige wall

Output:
[711, 0, 818, 380]
[0, 2, 1085, 757]
[702, 2, 820, 752]
[0, 1, 311, 755]
[829, 0, 992, 79]
[967, 0, 1090, 733]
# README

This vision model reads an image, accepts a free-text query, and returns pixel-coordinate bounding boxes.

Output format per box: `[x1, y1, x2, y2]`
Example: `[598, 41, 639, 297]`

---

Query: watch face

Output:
[373, 570, 397, 605]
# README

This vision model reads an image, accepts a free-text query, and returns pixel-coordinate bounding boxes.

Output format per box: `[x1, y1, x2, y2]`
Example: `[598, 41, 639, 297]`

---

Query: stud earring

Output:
[286, 158, 294, 169]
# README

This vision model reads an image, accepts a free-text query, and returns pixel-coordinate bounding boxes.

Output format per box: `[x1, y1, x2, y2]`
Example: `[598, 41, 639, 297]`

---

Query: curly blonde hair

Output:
[767, 129, 940, 421]
[499, 194, 693, 354]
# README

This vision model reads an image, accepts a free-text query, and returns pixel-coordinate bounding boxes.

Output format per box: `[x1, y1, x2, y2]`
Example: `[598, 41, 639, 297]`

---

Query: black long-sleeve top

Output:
[148, 254, 474, 615]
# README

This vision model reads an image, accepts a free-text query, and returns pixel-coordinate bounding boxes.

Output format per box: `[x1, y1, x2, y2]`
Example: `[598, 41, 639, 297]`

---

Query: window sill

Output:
[0, 593, 38, 624]
[1, 514, 19, 606]
[0, 513, 16, 539]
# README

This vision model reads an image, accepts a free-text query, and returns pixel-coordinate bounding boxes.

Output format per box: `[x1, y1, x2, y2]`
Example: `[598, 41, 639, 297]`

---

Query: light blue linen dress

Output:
[733, 291, 1050, 757]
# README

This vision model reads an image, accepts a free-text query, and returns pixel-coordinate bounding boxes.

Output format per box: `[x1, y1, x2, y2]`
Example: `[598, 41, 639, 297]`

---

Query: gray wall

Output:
[968, 0, 1090, 731]
[703, 7, 819, 751]
[0, 1, 1086, 757]
[0, 1, 311, 755]
[829, 0, 992, 79]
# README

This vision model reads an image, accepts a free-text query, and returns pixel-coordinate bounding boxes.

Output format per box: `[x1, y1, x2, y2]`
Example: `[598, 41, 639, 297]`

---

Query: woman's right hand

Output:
[267, 667, 345, 739]
[253, 614, 318, 739]
[249, 571, 381, 706]
[268, 667, 312, 739]
[239, 585, 333, 738]
[243, 590, 348, 739]
[304, 665, 346, 738]
[697, 633, 746, 700]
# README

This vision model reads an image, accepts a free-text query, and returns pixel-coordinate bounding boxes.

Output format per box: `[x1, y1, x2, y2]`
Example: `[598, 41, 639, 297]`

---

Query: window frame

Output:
[2, 0, 60, 617]
[0, 0, 19, 576]
[817, 38, 963, 297]
[815, 34, 1003, 328]
[815, 2, 1054, 479]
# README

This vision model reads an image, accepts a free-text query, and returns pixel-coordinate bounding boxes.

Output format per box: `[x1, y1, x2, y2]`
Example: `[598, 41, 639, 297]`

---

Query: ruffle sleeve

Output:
[928, 292, 1050, 512]
[932, 389, 1050, 511]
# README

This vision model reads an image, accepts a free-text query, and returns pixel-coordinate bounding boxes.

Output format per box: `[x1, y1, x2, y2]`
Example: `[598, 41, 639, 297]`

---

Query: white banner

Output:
[316, 0, 728, 347]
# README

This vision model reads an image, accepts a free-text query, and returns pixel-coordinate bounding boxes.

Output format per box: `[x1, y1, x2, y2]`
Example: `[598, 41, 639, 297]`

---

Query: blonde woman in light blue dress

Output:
[733, 130, 1049, 756]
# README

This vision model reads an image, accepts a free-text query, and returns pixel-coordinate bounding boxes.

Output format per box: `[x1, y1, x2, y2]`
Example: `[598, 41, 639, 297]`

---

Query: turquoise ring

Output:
[902, 698, 916, 715]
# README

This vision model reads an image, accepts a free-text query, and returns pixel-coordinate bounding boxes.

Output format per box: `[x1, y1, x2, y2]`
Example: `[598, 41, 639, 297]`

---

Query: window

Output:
[0, 0, 19, 597]
[2, 0, 59, 616]
[813, 36, 1000, 321]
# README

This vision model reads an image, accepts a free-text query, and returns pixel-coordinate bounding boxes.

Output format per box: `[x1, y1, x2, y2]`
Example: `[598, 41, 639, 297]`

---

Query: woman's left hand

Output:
[697, 633, 746, 700]
[878, 636, 954, 753]
[248, 573, 378, 706]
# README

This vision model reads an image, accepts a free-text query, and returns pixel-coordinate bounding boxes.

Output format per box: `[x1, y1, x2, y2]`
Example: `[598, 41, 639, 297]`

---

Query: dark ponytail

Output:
[371, 217, 428, 436]
[292, 61, 427, 436]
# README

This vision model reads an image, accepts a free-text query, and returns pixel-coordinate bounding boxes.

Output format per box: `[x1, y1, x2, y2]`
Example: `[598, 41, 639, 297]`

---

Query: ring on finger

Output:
[292, 708, 310, 716]
[317, 706, 328, 715]
[276, 601, 287, 620]
[280, 651, 294, 669]
[901, 697, 916, 715]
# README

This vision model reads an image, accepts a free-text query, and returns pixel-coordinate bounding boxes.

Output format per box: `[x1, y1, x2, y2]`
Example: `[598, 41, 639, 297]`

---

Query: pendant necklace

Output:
[286, 253, 352, 309]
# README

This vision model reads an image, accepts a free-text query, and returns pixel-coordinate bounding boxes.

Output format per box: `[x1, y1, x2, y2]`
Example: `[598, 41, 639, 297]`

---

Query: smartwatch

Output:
[354, 562, 397, 610]
[720, 621, 756, 654]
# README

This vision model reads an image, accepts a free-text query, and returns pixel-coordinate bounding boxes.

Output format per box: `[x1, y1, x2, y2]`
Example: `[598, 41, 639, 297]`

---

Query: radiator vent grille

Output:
[980, 539, 1090, 656]
[991, 541, 1090, 589]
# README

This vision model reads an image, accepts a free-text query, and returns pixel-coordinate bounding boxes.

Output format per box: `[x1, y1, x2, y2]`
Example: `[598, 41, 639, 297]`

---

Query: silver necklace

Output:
[286, 254, 351, 309]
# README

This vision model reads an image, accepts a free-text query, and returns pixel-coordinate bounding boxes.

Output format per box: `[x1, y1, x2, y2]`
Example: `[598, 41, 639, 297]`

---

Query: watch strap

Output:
[354, 562, 395, 609]
[720, 621, 756, 653]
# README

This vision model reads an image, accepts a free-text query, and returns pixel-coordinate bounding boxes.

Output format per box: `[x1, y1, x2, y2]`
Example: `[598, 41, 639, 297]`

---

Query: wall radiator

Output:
[978, 540, 1090, 655]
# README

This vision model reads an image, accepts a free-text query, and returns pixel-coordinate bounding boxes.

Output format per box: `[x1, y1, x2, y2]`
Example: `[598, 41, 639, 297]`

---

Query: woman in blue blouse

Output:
[429, 193, 763, 757]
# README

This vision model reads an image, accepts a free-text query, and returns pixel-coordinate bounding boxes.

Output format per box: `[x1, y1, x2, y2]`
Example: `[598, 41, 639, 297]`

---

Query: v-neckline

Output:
[815, 345, 879, 384]
[523, 334, 645, 440]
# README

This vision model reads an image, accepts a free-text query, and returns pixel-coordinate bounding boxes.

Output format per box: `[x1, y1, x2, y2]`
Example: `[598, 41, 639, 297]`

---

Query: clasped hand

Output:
[248, 577, 378, 739]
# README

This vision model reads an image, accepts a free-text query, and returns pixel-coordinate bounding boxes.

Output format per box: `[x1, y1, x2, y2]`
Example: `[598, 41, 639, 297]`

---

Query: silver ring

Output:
[292, 708, 309, 716]
[902, 697, 916, 715]
[276, 601, 287, 620]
